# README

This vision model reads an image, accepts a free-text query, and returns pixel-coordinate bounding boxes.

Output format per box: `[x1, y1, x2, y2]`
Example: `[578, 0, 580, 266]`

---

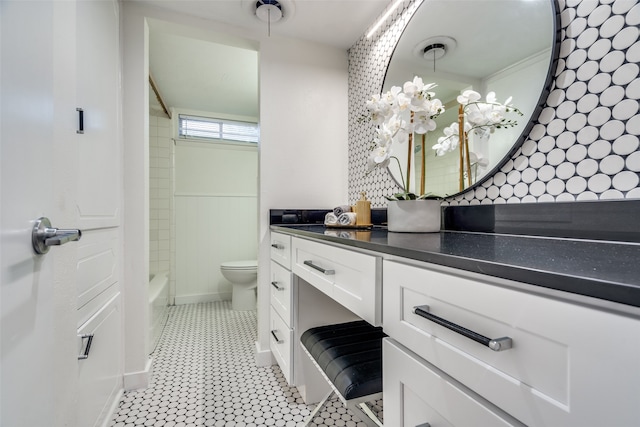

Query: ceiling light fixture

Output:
[366, 0, 404, 39]
[423, 43, 446, 72]
[423, 43, 446, 61]
[255, 0, 283, 37]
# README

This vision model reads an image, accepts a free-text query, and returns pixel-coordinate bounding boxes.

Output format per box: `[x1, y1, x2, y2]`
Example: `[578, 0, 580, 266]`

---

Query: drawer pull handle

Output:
[303, 260, 335, 275]
[78, 333, 94, 360]
[413, 305, 512, 352]
[271, 243, 284, 249]
[271, 330, 284, 344]
[271, 281, 284, 291]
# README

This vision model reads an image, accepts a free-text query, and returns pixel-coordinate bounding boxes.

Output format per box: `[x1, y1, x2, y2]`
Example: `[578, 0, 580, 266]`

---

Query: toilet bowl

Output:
[220, 260, 258, 311]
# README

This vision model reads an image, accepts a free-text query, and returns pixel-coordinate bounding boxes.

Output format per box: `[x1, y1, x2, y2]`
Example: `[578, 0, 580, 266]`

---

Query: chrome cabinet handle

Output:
[271, 330, 284, 344]
[78, 334, 94, 360]
[271, 243, 284, 249]
[271, 281, 284, 291]
[32, 217, 82, 255]
[413, 305, 513, 352]
[303, 260, 334, 275]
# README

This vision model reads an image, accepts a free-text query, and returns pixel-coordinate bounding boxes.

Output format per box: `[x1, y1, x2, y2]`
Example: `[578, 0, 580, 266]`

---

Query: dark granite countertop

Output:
[270, 224, 640, 311]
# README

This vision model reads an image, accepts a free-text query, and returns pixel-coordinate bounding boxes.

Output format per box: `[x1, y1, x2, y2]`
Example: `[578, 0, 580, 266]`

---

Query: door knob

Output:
[32, 217, 82, 255]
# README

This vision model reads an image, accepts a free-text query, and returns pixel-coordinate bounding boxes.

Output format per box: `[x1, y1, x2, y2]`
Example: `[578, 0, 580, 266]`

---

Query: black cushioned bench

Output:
[300, 320, 386, 427]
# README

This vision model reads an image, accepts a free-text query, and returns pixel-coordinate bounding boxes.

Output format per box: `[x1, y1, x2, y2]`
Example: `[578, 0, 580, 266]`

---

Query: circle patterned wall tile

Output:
[601, 189, 625, 199]
[556, 161, 577, 179]
[600, 154, 625, 174]
[588, 5, 612, 28]
[626, 41, 640, 62]
[600, 14, 626, 37]
[600, 85, 625, 106]
[567, 176, 588, 194]
[588, 73, 612, 93]
[600, 120, 625, 140]
[577, 191, 599, 200]
[613, 63, 639, 85]
[577, 0, 599, 17]
[538, 164, 557, 181]
[613, 99, 639, 120]
[613, 134, 639, 155]
[577, 158, 599, 177]
[567, 49, 588, 68]
[577, 27, 600, 47]
[548, 88, 566, 106]
[627, 2, 640, 23]
[588, 139, 613, 158]
[613, 170, 640, 190]
[588, 173, 613, 192]
[566, 81, 586, 101]
[629, 114, 640, 134]
[577, 126, 599, 145]
[627, 78, 640, 98]
[547, 178, 566, 195]
[588, 107, 612, 126]
[507, 170, 521, 184]
[601, 51, 626, 73]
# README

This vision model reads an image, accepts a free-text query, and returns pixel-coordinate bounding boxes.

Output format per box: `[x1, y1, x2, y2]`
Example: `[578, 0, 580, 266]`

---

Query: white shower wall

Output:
[174, 140, 258, 304]
[149, 112, 175, 290]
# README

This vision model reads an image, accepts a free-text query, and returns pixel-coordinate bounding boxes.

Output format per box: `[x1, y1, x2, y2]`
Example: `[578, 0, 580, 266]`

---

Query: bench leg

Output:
[303, 389, 335, 426]
[346, 401, 384, 427]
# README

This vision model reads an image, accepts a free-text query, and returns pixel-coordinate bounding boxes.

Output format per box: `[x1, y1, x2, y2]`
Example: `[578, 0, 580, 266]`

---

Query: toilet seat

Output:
[220, 260, 257, 270]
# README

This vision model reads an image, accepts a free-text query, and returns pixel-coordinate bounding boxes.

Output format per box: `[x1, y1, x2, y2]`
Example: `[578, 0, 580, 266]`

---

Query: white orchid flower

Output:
[403, 76, 424, 97]
[395, 92, 411, 112]
[367, 143, 393, 171]
[413, 111, 437, 134]
[457, 89, 481, 105]
[432, 122, 460, 156]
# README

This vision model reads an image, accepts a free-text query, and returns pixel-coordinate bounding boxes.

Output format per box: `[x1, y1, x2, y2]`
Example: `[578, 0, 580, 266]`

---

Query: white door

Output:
[1, 1, 122, 426]
[1, 2, 80, 426]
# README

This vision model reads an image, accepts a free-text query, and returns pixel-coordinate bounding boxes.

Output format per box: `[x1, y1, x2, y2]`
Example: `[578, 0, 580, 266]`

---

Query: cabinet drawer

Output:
[292, 237, 381, 326]
[77, 293, 123, 427]
[384, 338, 521, 427]
[383, 260, 640, 426]
[270, 232, 292, 269]
[270, 307, 294, 385]
[270, 261, 293, 325]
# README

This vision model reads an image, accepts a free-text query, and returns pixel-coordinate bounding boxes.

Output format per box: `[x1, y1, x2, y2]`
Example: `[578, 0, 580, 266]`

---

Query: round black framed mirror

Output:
[382, 0, 560, 197]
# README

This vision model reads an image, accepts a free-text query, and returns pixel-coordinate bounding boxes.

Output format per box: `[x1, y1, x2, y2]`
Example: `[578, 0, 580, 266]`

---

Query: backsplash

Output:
[348, 0, 640, 207]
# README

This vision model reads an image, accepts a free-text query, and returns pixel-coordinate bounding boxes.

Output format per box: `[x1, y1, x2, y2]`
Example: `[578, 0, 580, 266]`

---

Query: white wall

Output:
[122, 2, 349, 379]
[257, 37, 349, 363]
[174, 141, 258, 304]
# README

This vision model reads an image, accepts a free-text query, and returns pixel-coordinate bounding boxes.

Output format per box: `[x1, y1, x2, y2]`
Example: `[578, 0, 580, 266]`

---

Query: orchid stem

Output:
[391, 156, 407, 193]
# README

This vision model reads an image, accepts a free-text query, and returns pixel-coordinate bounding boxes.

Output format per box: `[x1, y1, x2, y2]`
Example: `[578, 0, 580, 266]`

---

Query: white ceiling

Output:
[143, 0, 391, 117]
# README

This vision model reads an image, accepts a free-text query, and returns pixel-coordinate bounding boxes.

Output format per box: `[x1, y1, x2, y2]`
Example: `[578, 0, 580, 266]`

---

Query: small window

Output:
[178, 114, 259, 143]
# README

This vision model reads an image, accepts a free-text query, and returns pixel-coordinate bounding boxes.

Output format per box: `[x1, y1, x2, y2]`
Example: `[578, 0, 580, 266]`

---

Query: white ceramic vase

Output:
[387, 199, 442, 233]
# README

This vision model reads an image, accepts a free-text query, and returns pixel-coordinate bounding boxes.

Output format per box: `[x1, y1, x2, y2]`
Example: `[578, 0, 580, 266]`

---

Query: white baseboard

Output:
[255, 340, 275, 367]
[174, 292, 232, 305]
[99, 388, 124, 427]
[123, 357, 153, 391]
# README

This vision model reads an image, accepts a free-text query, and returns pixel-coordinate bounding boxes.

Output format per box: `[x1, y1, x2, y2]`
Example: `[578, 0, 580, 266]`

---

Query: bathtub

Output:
[149, 271, 170, 353]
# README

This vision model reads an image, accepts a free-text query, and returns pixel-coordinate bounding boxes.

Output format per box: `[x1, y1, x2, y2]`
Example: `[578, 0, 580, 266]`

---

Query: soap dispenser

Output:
[355, 192, 371, 226]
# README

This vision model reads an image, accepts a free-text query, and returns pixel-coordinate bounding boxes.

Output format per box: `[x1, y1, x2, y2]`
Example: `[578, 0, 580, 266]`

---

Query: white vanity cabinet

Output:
[291, 237, 381, 326]
[269, 232, 295, 384]
[383, 259, 640, 427]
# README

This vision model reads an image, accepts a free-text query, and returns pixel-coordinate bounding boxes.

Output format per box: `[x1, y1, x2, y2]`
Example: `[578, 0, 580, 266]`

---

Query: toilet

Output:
[220, 260, 258, 311]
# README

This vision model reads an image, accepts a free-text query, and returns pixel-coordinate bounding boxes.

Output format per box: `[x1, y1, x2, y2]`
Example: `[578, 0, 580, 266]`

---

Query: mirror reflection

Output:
[384, 0, 555, 197]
